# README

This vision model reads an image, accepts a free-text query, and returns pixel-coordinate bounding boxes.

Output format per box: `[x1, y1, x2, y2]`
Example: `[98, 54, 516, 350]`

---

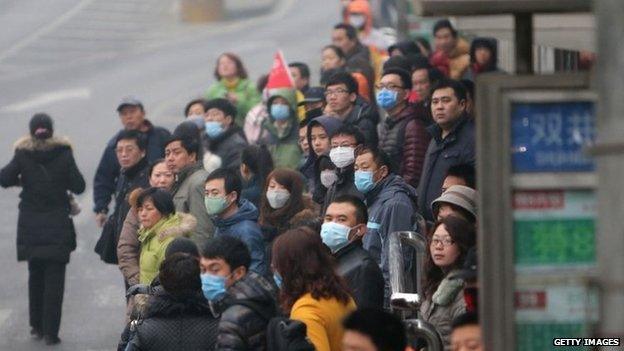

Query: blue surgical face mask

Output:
[200, 273, 226, 300]
[376, 88, 399, 110]
[187, 115, 205, 129]
[320, 221, 353, 253]
[205, 121, 224, 138]
[271, 104, 291, 121]
[354, 170, 375, 193]
[273, 272, 283, 288]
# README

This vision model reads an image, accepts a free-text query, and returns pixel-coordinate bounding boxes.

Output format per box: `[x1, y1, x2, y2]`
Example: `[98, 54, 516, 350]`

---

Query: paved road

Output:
[0, 0, 338, 349]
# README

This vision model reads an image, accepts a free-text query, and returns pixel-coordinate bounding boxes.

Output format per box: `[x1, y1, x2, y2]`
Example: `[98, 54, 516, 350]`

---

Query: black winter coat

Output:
[202, 125, 248, 171]
[128, 290, 219, 351]
[93, 120, 170, 213]
[343, 97, 379, 147]
[110, 157, 149, 239]
[335, 242, 384, 310]
[216, 271, 279, 351]
[417, 116, 475, 221]
[0, 136, 85, 263]
[321, 166, 363, 216]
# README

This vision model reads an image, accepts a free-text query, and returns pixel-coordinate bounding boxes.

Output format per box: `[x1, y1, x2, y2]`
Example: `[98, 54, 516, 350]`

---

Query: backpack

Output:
[232, 299, 315, 351]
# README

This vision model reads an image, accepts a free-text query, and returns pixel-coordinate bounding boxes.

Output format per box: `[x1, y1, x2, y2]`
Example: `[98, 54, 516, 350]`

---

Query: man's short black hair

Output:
[331, 194, 368, 224]
[184, 98, 206, 117]
[411, 55, 432, 71]
[326, 72, 358, 95]
[343, 308, 407, 351]
[333, 23, 358, 41]
[288, 62, 310, 79]
[446, 163, 476, 189]
[204, 98, 237, 120]
[205, 168, 242, 203]
[433, 19, 457, 37]
[116, 129, 147, 151]
[166, 122, 201, 158]
[202, 235, 251, 271]
[355, 145, 395, 174]
[451, 312, 479, 330]
[159, 253, 201, 297]
[382, 68, 413, 90]
[331, 124, 365, 147]
[431, 78, 467, 102]
[136, 187, 176, 217]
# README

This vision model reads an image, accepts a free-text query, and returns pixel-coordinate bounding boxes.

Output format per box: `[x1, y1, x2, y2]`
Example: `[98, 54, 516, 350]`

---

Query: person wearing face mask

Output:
[202, 98, 248, 171]
[353, 146, 417, 303]
[204, 168, 267, 276]
[200, 235, 278, 350]
[377, 68, 431, 187]
[259, 91, 302, 169]
[300, 115, 343, 198]
[184, 98, 207, 130]
[321, 124, 365, 215]
[322, 195, 384, 309]
[258, 169, 318, 256]
[421, 216, 475, 349]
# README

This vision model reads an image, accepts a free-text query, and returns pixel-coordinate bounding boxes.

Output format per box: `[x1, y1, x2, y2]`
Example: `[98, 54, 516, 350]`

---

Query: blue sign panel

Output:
[511, 101, 595, 173]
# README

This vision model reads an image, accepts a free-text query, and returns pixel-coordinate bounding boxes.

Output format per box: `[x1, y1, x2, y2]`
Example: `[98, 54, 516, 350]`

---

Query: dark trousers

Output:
[28, 259, 66, 338]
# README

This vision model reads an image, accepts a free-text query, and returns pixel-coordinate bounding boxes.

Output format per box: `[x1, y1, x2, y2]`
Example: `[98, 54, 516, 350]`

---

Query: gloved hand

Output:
[126, 284, 152, 298]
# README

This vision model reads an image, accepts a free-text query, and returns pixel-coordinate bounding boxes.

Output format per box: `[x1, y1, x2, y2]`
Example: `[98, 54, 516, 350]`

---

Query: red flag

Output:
[266, 51, 294, 90]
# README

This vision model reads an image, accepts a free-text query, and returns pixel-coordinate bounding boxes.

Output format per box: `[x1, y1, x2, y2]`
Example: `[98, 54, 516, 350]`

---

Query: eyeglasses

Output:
[431, 236, 455, 247]
[324, 89, 349, 97]
[375, 84, 404, 91]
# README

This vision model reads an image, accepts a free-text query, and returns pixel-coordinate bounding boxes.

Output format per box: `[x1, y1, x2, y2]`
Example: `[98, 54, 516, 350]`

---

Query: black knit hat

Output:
[165, 237, 200, 259]
[29, 113, 54, 139]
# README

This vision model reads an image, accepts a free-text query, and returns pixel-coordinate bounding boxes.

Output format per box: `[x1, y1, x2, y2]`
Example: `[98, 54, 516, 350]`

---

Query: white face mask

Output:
[349, 14, 366, 29]
[266, 189, 291, 209]
[320, 170, 339, 189]
[329, 146, 355, 169]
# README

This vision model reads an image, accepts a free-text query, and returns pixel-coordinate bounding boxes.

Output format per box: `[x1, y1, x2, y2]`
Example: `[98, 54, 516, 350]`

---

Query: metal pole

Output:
[594, 0, 624, 346]
[514, 13, 533, 74]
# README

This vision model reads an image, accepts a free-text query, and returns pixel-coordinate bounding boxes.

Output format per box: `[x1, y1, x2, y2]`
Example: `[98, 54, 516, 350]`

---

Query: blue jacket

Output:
[213, 199, 267, 276]
[93, 120, 170, 213]
[363, 174, 417, 302]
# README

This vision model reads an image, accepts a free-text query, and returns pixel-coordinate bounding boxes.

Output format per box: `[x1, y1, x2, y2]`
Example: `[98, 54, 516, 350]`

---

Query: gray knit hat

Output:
[431, 185, 477, 220]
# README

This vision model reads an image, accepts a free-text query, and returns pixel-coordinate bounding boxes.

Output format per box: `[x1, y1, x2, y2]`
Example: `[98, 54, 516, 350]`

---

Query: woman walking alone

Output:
[0, 113, 86, 345]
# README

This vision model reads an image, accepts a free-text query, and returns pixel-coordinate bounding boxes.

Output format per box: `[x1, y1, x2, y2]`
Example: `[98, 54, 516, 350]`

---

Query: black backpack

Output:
[233, 299, 315, 351]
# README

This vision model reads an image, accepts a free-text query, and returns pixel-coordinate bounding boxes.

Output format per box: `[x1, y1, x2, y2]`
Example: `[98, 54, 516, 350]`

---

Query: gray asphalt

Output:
[0, 0, 338, 349]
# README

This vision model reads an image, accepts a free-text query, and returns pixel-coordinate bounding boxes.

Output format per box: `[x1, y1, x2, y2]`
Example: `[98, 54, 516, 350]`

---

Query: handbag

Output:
[94, 215, 118, 264]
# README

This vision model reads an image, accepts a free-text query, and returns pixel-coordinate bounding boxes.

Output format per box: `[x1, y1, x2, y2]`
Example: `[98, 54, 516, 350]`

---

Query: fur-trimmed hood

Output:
[157, 213, 197, 241]
[14, 135, 72, 152]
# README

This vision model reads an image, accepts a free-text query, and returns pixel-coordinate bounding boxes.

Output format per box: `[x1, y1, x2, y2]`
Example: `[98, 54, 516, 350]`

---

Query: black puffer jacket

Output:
[202, 125, 248, 170]
[216, 271, 279, 351]
[111, 157, 149, 241]
[128, 290, 219, 351]
[0, 136, 85, 263]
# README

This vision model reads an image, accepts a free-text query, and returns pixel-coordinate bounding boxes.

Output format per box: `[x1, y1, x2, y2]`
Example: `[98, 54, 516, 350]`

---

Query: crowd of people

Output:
[0, 1, 504, 349]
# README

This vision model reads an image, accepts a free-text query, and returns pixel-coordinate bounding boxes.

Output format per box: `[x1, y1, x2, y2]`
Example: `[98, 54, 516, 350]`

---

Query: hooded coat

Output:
[417, 116, 475, 221]
[215, 271, 279, 350]
[93, 120, 170, 214]
[138, 213, 196, 284]
[0, 136, 85, 263]
[300, 116, 343, 192]
[127, 290, 219, 351]
[213, 199, 267, 276]
[259, 92, 302, 170]
[202, 125, 248, 171]
[363, 174, 417, 300]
